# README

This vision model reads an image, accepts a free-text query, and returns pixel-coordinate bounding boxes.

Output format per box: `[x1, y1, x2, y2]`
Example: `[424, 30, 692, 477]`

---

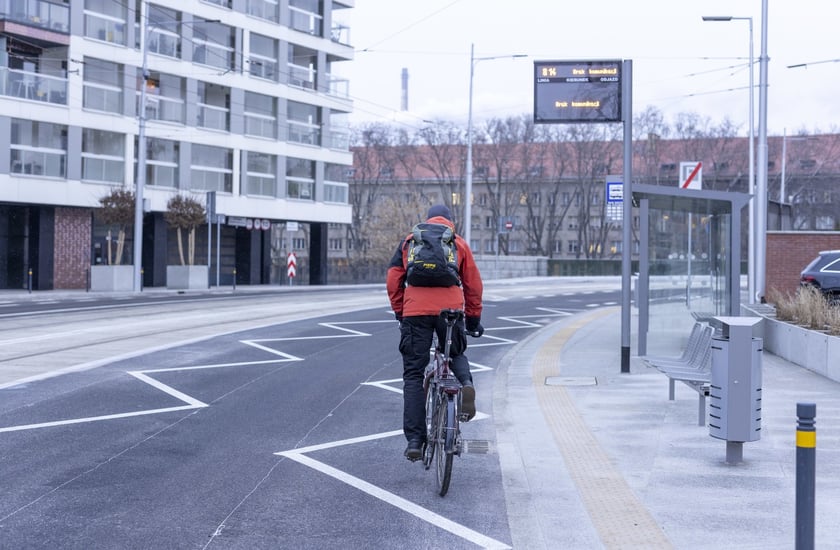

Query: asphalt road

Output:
[0, 281, 621, 549]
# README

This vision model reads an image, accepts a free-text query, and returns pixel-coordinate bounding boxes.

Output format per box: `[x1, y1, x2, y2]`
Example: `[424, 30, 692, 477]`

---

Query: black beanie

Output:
[427, 204, 452, 220]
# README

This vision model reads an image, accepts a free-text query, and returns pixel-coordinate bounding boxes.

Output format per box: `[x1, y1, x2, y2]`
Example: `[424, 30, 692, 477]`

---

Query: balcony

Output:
[197, 102, 229, 132]
[288, 62, 316, 90]
[0, 0, 69, 35]
[0, 67, 66, 104]
[287, 120, 320, 146]
[289, 6, 322, 36]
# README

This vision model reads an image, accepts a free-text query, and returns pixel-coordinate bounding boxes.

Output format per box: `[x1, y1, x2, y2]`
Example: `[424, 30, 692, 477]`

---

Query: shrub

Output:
[164, 194, 206, 266]
[767, 285, 837, 332]
[97, 187, 135, 265]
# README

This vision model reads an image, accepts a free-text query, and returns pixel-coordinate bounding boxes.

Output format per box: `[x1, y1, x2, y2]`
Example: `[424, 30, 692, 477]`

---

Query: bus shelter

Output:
[632, 184, 751, 356]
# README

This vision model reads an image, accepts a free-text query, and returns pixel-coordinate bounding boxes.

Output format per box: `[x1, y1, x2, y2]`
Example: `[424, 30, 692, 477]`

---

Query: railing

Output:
[245, 174, 276, 197]
[328, 128, 350, 151]
[138, 93, 185, 124]
[287, 120, 320, 145]
[82, 156, 124, 184]
[190, 168, 231, 192]
[287, 62, 316, 90]
[10, 147, 65, 178]
[197, 103, 229, 131]
[84, 12, 126, 45]
[244, 112, 276, 139]
[246, 0, 279, 22]
[83, 82, 122, 113]
[326, 75, 349, 98]
[330, 23, 350, 45]
[286, 177, 314, 200]
[148, 28, 180, 58]
[289, 6, 322, 36]
[248, 58, 278, 81]
[1, 67, 67, 104]
[192, 41, 234, 71]
[0, 0, 70, 32]
[324, 180, 348, 203]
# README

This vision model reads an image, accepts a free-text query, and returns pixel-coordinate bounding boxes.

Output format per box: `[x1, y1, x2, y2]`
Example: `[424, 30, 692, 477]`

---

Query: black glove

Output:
[394, 313, 403, 323]
[466, 316, 484, 337]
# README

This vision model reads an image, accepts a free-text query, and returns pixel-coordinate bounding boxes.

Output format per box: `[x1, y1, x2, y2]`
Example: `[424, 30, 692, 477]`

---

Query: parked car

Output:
[800, 250, 840, 302]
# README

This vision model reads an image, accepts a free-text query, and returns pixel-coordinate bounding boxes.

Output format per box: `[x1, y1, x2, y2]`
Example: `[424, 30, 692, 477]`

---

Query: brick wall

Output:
[765, 231, 840, 299]
[54, 207, 92, 289]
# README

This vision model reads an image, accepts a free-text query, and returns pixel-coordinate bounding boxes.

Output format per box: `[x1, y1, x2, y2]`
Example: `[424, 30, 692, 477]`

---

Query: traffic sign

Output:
[680, 161, 702, 190]
[287, 252, 297, 280]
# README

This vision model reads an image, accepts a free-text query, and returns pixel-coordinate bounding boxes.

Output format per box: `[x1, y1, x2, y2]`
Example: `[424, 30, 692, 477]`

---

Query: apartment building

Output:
[0, 0, 354, 290]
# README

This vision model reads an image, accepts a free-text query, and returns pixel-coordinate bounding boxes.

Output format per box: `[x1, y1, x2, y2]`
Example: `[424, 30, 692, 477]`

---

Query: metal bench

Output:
[642, 322, 714, 426]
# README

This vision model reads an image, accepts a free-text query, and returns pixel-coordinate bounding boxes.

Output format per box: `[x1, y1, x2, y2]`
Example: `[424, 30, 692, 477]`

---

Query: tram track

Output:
[0, 289, 386, 388]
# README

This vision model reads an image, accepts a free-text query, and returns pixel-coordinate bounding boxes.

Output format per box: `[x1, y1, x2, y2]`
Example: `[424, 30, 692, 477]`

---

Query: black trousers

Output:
[398, 315, 473, 443]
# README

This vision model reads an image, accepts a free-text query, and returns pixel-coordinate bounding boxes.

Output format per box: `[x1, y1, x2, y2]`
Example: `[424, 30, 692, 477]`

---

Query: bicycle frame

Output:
[422, 309, 464, 496]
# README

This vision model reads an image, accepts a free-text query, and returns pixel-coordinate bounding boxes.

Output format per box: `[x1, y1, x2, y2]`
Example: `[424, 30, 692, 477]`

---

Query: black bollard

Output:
[796, 402, 816, 550]
[232, 268, 236, 292]
[28, 268, 32, 293]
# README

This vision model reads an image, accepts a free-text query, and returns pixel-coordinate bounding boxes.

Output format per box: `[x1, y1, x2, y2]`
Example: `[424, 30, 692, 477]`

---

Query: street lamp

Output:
[134, 5, 217, 291]
[464, 44, 527, 246]
[702, 15, 755, 304]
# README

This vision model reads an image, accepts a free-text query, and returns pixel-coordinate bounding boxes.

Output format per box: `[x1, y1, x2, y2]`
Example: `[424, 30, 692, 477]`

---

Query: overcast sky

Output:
[342, 0, 838, 137]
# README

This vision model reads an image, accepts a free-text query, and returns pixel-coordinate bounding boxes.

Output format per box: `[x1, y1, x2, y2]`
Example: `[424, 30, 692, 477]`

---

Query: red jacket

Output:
[386, 215, 483, 319]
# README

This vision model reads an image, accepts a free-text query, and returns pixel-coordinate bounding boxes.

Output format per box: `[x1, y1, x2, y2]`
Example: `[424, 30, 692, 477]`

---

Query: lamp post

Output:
[464, 45, 526, 246]
[702, 15, 755, 304]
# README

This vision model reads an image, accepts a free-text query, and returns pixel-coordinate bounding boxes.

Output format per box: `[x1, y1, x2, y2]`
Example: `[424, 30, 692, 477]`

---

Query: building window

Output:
[244, 151, 276, 197]
[82, 129, 124, 184]
[328, 238, 343, 251]
[249, 33, 278, 81]
[10, 119, 67, 178]
[143, 4, 181, 58]
[196, 81, 230, 131]
[83, 58, 123, 114]
[324, 163, 348, 203]
[193, 19, 235, 71]
[191, 144, 232, 192]
[286, 100, 320, 145]
[292, 237, 306, 250]
[286, 157, 314, 200]
[138, 71, 185, 124]
[568, 240, 580, 254]
[244, 91, 276, 139]
[288, 44, 316, 89]
[553, 240, 563, 253]
[202, 0, 232, 8]
[141, 138, 179, 188]
[289, 0, 323, 35]
[85, 0, 127, 45]
[247, 0, 279, 22]
[475, 166, 488, 178]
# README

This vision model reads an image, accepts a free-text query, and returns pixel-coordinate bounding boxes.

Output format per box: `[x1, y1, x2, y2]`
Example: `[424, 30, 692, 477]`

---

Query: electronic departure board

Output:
[533, 60, 622, 123]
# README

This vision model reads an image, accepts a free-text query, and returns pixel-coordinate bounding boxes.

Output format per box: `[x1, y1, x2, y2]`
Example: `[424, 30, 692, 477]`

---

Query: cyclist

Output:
[386, 204, 485, 460]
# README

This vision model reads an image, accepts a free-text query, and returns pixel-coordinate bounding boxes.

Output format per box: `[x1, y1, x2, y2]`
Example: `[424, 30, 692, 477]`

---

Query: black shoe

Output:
[404, 439, 423, 461]
[461, 384, 476, 422]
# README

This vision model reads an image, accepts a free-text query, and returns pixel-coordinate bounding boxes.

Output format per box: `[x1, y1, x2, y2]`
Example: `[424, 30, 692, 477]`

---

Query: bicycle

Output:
[421, 309, 479, 496]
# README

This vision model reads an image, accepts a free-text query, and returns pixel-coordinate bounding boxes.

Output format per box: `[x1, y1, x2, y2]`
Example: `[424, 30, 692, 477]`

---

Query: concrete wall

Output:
[765, 231, 840, 298]
[474, 255, 548, 280]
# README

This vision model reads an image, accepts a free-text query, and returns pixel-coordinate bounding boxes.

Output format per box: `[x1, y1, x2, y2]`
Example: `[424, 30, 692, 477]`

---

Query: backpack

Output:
[405, 222, 461, 287]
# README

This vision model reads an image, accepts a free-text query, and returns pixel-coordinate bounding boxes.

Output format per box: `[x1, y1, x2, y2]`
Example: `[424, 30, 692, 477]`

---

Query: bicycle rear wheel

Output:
[423, 383, 437, 470]
[435, 395, 456, 496]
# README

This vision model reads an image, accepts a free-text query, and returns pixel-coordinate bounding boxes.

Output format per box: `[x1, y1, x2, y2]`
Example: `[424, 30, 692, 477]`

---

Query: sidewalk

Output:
[496, 306, 840, 549]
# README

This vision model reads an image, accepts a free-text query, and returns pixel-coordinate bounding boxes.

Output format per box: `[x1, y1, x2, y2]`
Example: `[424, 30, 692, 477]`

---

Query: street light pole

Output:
[702, 15, 755, 304]
[755, 0, 770, 303]
[464, 45, 526, 247]
[133, 1, 151, 292]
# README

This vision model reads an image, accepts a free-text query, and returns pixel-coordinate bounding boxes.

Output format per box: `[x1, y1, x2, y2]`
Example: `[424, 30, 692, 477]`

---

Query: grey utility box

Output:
[708, 317, 762, 461]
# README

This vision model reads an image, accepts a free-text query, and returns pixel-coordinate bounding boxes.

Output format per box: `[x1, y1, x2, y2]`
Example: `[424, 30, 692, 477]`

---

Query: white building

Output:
[0, 0, 354, 290]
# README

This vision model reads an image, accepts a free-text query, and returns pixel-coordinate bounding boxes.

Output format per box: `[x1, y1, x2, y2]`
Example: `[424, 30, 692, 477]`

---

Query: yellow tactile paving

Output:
[533, 308, 674, 550]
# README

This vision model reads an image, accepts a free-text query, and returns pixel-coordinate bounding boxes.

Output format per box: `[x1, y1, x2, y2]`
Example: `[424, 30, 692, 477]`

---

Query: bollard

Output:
[140, 268, 144, 292]
[796, 402, 816, 550]
[232, 268, 236, 291]
[28, 268, 32, 293]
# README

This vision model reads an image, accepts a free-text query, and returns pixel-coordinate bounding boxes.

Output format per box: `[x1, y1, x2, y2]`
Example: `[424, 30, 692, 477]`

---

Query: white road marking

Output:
[277, 431, 511, 550]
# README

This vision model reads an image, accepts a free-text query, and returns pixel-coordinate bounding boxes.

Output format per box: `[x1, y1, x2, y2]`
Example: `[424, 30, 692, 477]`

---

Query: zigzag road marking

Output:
[0, 321, 379, 434]
[276, 429, 510, 549]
